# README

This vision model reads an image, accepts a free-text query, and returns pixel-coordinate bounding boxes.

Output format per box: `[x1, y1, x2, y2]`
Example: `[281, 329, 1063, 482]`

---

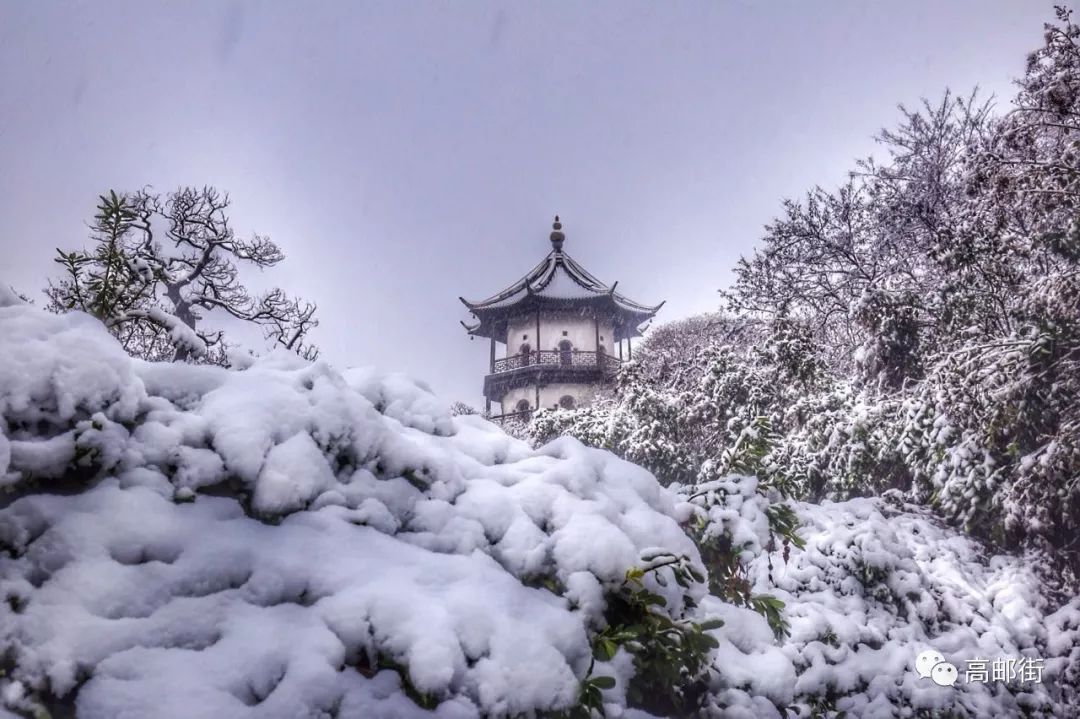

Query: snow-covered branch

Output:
[45, 186, 319, 365]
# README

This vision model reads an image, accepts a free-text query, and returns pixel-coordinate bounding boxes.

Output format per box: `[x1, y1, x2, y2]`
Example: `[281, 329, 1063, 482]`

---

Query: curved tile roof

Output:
[460, 217, 663, 315]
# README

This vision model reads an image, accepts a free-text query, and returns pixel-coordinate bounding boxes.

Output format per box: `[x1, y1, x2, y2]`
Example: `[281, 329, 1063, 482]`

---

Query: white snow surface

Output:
[0, 302, 701, 718]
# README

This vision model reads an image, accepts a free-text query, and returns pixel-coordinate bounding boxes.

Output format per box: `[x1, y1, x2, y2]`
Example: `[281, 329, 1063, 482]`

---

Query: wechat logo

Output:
[915, 648, 958, 687]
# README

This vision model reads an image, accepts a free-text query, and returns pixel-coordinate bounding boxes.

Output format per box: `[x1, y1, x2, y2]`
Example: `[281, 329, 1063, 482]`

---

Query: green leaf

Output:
[640, 591, 667, 607]
[593, 638, 617, 661]
[590, 675, 616, 690]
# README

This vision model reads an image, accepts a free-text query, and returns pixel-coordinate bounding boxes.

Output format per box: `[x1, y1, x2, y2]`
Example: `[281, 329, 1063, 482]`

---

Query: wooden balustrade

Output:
[491, 350, 622, 374]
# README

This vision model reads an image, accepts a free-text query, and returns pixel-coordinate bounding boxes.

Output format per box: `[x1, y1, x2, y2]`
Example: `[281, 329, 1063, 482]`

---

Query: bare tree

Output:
[47, 186, 319, 363]
[449, 401, 479, 416]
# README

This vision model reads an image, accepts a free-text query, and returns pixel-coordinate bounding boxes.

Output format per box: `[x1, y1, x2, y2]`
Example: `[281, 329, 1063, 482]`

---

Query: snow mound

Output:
[0, 304, 702, 718]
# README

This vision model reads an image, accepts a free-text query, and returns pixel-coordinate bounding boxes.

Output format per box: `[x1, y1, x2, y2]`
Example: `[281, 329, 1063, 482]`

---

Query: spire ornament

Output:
[550, 215, 565, 252]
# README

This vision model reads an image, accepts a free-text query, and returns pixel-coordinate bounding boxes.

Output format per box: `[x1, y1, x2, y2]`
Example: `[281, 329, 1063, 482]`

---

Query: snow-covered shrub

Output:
[761, 386, 912, 502]
[893, 308, 1080, 595]
[532, 319, 831, 492]
[734, 494, 1080, 718]
[683, 484, 1079, 718]
[850, 287, 924, 392]
[530, 368, 698, 488]
[575, 552, 724, 717]
[677, 475, 801, 643]
[631, 312, 764, 391]
[0, 297, 723, 718]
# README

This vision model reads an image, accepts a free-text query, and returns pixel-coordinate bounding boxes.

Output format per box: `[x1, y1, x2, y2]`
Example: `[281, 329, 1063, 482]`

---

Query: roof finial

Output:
[550, 215, 565, 252]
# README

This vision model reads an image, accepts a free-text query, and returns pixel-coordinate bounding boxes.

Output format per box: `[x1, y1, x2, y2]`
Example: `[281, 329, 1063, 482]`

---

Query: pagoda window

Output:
[519, 343, 532, 365]
[559, 395, 576, 410]
[558, 339, 573, 365]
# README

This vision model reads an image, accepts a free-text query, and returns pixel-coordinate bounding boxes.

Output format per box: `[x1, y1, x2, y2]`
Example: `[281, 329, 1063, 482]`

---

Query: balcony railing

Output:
[485, 409, 535, 423]
[492, 350, 622, 375]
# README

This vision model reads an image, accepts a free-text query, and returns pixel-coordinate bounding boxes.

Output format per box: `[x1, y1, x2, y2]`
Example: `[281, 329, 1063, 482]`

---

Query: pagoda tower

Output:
[460, 217, 664, 419]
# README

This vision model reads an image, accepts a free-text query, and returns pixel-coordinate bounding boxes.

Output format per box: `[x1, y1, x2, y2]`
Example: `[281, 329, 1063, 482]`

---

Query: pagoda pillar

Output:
[594, 316, 600, 367]
[535, 306, 541, 411]
[487, 335, 495, 416]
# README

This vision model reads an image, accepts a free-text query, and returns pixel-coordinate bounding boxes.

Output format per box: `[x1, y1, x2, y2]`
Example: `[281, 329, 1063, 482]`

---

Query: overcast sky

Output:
[0, 0, 1068, 406]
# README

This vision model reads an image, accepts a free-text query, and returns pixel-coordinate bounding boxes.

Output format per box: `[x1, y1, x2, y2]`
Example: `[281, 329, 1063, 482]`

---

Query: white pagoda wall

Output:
[504, 313, 614, 356]
[501, 382, 603, 414]
[498, 311, 618, 414]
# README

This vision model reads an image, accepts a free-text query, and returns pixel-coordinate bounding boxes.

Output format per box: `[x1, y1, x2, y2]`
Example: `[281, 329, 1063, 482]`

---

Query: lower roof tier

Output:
[461, 294, 659, 342]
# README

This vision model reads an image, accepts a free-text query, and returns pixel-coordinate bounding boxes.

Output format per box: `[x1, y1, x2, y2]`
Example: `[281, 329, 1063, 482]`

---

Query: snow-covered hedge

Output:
[728, 494, 1080, 718]
[660, 473, 1079, 717]
[0, 297, 711, 718]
